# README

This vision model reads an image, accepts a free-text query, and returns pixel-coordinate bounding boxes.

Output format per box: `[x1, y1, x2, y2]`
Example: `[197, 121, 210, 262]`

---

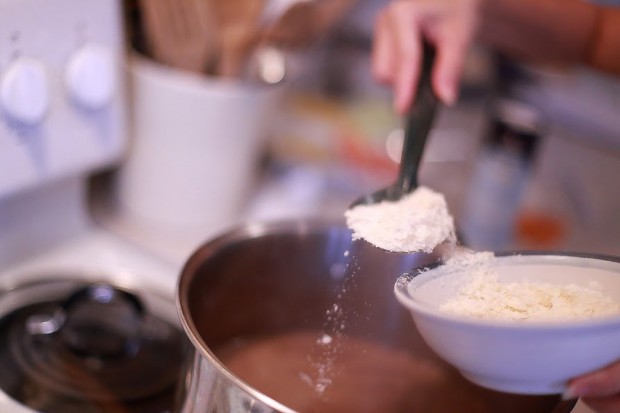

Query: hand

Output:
[372, 0, 481, 113]
[263, 0, 355, 49]
[564, 361, 620, 413]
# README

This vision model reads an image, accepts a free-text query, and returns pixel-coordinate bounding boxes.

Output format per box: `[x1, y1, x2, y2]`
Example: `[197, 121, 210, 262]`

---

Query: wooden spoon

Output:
[209, 0, 267, 77]
[139, 0, 215, 73]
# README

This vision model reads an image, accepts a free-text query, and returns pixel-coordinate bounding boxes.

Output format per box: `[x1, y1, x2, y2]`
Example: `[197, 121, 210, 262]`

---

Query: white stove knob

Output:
[65, 44, 116, 110]
[1, 57, 49, 125]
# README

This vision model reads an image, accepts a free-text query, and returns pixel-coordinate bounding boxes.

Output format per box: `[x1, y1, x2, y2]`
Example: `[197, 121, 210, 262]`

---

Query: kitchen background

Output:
[0, 0, 617, 412]
[92, 0, 620, 270]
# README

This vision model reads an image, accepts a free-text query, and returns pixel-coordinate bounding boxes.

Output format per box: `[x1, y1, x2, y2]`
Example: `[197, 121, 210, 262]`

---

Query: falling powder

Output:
[318, 334, 333, 345]
[303, 251, 360, 396]
[345, 186, 456, 253]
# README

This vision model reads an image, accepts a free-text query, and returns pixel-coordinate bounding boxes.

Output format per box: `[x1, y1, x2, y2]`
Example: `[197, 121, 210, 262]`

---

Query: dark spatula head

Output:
[350, 41, 438, 209]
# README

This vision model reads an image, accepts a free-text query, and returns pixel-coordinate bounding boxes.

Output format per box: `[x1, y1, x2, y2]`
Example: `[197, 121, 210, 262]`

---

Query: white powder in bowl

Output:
[345, 186, 456, 253]
[439, 250, 620, 322]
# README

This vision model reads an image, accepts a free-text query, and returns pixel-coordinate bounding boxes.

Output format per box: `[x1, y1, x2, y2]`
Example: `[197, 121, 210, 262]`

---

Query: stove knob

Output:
[65, 43, 116, 110]
[0, 57, 49, 125]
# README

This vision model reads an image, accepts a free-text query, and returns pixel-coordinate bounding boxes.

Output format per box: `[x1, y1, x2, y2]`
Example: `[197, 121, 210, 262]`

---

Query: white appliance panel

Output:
[0, 0, 126, 199]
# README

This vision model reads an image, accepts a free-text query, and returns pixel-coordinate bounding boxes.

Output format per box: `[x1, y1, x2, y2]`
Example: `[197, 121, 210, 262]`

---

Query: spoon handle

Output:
[397, 41, 438, 194]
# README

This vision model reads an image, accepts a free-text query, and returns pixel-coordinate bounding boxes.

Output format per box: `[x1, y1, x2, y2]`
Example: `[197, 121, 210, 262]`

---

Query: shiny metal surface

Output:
[177, 220, 575, 413]
[0, 276, 188, 413]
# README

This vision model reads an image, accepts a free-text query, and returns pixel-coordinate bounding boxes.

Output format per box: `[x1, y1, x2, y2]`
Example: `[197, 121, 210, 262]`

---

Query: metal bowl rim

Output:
[175, 219, 349, 412]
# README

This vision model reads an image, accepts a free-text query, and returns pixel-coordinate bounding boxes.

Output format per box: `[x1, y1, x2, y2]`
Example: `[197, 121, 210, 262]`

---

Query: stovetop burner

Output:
[0, 279, 189, 413]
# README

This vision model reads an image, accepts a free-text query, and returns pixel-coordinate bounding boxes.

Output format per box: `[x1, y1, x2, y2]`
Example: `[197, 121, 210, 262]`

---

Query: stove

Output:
[0, 0, 186, 412]
[0, 0, 597, 412]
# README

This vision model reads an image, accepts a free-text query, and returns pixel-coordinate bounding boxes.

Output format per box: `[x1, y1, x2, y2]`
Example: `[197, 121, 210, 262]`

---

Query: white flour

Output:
[346, 182, 619, 321]
[345, 186, 456, 253]
[443, 248, 496, 271]
[439, 249, 620, 321]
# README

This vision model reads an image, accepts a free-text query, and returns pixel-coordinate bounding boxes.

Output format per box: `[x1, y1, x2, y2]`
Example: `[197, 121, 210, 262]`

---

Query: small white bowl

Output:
[394, 253, 620, 395]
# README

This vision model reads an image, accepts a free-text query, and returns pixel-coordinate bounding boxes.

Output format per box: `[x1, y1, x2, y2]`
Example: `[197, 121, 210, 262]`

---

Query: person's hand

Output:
[372, 0, 481, 113]
[263, 0, 355, 50]
[564, 361, 620, 413]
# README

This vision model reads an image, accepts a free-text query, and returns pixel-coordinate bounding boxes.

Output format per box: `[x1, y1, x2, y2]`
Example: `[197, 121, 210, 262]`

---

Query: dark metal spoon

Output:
[350, 42, 439, 208]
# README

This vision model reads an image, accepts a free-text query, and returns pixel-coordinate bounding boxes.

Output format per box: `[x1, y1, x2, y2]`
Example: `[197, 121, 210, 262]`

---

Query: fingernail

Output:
[393, 98, 401, 115]
[561, 386, 578, 401]
[440, 83, 457, 106]
[394, 95, 408, 115]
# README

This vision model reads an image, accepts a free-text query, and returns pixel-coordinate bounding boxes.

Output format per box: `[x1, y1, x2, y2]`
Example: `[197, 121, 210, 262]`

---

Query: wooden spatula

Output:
[139, 0, 215, 73]
[209, 0, 267, 77]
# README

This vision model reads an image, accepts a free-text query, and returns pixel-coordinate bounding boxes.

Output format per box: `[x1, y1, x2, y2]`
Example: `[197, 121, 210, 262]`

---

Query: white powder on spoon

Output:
[345, 186, 456, 253]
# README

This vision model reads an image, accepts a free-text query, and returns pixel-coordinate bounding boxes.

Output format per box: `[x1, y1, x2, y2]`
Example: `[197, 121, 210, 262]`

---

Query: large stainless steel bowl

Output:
[176, 220, 574, 413]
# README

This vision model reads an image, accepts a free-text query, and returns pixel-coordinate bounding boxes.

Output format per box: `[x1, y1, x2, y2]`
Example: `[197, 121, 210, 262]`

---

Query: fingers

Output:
[433, 25, 470, 105]
[372, 2, 425, 114]
[372, 10, 395, 85]
[371, 0, 479, 112]
[568, 362, 620, 398]
[581, 395, 620, 413]
[390, 7, 423, 114]
[565, 361, 620, 413]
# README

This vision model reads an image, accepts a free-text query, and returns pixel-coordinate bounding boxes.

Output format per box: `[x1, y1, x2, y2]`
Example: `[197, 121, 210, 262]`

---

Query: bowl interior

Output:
[397, 254, 620, 322]
[179, 223, 574, 412]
